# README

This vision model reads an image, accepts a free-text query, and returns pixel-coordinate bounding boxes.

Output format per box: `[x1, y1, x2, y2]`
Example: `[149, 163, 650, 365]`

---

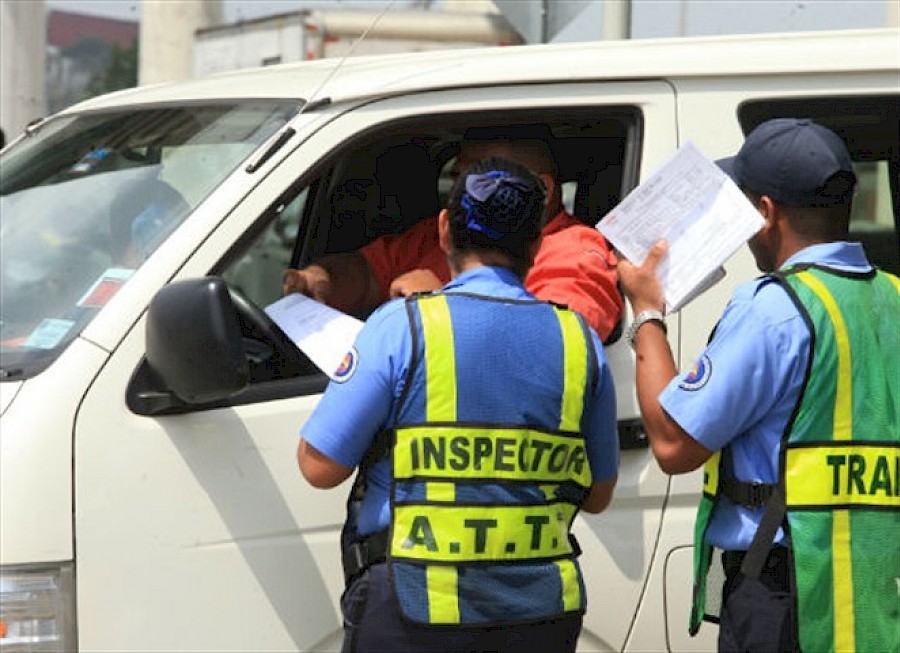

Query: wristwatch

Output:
[626, 309, 667, 350]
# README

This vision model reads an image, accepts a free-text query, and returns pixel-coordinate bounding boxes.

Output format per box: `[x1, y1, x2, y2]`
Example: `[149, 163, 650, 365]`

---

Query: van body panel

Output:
[76, 319, 343, 650]
[0, 380, 21, 416]
[630, 474, 717, 652]
[0, 339, 106, 564]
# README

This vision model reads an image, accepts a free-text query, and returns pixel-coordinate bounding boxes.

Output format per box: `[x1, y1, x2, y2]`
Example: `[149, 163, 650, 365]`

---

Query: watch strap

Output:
[626, 309, 666, 349]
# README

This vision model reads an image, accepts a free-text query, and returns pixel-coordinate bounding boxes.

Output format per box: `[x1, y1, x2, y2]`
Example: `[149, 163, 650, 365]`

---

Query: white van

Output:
[1, 28, 897, 652]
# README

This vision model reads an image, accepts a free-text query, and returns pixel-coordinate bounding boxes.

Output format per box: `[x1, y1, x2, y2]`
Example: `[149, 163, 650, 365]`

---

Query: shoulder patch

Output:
[332, 347, 359, 383]
[679, 355, 712, 391]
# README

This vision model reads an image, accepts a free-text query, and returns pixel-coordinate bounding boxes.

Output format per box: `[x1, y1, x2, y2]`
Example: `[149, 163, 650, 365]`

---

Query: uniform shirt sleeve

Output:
[583, 331, 619, 482]
[658, 280, 810, 454]
[300, 302, 410, 469]
[359, 215, 447, 301]
[526, 225, 623, 341]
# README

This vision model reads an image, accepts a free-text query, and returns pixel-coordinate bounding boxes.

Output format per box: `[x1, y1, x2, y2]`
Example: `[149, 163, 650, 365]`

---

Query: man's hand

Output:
[283, 266, 331, 303]
[617, 240, 667, 314]
[389, 269, 443, 299]
[282, 253, 384, 315]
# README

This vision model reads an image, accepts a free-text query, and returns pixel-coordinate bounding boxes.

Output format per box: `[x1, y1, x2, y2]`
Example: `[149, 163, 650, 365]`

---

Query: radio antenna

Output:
[246, 1, 398, 172]
[299, 0, 398, 115]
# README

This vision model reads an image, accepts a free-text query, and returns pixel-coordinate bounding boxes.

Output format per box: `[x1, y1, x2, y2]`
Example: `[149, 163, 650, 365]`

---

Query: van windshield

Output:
[0, 101, 298, 380]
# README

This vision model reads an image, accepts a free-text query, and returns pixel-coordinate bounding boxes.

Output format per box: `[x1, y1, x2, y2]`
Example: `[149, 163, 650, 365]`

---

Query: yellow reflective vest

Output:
[387, 292, 598, 626]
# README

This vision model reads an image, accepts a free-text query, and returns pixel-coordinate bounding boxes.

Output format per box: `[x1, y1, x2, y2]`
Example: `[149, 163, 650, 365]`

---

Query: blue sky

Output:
[45, 0, 891, 40]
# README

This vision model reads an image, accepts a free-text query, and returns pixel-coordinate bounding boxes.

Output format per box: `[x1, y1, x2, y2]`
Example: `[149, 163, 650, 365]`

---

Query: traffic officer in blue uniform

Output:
[617, 119, 899, 653]
[297, 155, 619, 652]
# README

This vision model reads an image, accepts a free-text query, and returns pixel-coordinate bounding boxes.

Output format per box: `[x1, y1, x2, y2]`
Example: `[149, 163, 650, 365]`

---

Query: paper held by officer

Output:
[265, 292, 363, 379]
[598, 141, 764, 312]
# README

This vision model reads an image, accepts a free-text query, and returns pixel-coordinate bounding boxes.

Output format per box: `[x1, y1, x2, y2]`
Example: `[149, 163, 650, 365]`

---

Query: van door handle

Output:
[618, 418, 649, 450]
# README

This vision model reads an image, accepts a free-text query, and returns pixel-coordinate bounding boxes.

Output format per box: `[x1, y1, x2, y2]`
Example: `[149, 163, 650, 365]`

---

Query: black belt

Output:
[342, 529, 389, 584]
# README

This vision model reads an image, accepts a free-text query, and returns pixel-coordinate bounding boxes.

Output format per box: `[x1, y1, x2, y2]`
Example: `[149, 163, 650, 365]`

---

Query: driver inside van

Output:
[282, 129, 623, 340]
[109, 178, 189, 267]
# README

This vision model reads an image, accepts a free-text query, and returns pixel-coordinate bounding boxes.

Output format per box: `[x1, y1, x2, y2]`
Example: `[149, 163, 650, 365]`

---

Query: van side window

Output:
[223, 187, 309, 309]
[201, 110, 637, 408]
[849, 160, 899, 274]
[739, 96, 899, 275]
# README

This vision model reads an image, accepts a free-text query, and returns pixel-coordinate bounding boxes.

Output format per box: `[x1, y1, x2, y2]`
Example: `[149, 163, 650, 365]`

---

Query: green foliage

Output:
[86, 39, 138, 98]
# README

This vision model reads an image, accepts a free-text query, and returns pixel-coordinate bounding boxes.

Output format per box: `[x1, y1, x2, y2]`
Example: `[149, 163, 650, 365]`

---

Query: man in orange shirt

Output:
[283, 136, 622, 340]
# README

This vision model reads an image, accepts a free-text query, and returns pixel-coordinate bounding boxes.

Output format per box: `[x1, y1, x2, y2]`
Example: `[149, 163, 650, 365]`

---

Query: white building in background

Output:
[139, 0, 223, 85]
[193, 7, 521, 77]
[1, 1, 45, 145]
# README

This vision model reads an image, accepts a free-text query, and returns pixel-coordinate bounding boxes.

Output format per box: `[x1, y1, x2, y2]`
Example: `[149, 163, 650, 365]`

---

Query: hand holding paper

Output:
[617, 239, 669, 315]
[598, 142, 763, 312]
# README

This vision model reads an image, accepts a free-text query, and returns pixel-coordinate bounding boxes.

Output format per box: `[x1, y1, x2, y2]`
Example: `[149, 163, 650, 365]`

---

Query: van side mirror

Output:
[144, 277, 249, 406]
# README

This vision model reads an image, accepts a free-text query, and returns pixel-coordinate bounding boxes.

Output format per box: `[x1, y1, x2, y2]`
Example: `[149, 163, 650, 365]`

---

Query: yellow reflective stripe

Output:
[555, 558, 581, 611]
[703, 450, 721, 497]
[392, 503, 578, 563]
[796, 272, 852, 439]
[394, 426, 591, 486]
[419, 296, 456, 422]
[785, 445, 900, 508]
[554, 308, 588, 432]
[795, 271, 856, 652]
[832, 510, 855, 653]
[426, 565, 460, 624]
[426, 482, 455, 502]
[885, 272, 900, 294]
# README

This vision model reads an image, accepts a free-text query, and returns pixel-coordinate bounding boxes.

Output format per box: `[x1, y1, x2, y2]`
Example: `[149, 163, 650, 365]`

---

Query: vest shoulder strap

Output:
[739, 483, 787, 579]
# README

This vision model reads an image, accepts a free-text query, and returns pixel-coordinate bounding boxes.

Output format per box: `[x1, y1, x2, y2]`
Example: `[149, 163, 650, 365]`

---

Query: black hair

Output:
[446, 156, 546, 277]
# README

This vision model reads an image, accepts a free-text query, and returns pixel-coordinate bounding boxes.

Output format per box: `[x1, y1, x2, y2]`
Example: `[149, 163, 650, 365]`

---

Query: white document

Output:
[265, 293, 363, 380]
[598, 141, 764, 312]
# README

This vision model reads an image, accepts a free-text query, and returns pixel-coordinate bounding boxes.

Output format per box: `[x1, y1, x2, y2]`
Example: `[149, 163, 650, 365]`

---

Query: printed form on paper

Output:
[598, 141, 764, 312]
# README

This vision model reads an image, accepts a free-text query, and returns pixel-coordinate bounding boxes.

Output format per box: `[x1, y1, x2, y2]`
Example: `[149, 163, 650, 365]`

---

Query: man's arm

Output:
[297, 439, 354, 489]
[283, 251, 383, 315]
[618, 241, 713, 475]
[285, 216, 447, 313]
[297, 301, 404, 491]
[582, 478, 617, 513]
[581, 339, 619, 513]
[527, 226, 623, 340]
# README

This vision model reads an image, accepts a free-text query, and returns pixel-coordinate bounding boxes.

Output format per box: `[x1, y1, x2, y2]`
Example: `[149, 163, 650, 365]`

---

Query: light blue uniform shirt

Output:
[659, 242, 872, 550]
[302, 265, 619, 536]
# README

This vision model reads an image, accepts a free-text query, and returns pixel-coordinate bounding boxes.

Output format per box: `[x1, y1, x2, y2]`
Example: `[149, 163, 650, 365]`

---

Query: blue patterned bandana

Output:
[461, 171, 533, 240]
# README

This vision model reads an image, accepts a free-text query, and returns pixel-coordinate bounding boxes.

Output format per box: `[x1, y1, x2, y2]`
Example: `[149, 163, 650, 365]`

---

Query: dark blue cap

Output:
[717, 118, 856, 207]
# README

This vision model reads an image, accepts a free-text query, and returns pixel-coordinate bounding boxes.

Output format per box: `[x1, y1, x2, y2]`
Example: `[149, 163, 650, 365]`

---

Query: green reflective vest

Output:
[388, 293, 596, 626]
[691, 265, 900, 653]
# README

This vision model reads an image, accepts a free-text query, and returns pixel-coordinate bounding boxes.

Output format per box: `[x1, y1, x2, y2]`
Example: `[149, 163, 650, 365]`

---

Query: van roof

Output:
[68, 28, 900, 113]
